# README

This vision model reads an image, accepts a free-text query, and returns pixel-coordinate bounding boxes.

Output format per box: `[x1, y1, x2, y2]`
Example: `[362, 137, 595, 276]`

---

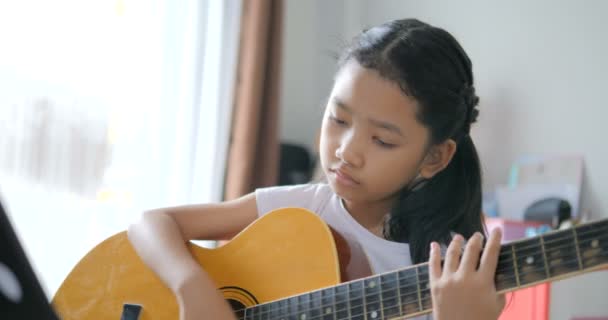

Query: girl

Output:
[128, 18, 505, 320]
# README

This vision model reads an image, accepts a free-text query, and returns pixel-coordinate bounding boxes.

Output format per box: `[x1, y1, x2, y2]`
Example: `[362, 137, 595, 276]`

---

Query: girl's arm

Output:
[428, 228, 506, 320]
[127, 193, 259, 320]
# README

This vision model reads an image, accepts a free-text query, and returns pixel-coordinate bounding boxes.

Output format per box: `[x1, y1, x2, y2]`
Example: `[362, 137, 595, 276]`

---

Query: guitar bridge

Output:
[121, 303, 142, 320]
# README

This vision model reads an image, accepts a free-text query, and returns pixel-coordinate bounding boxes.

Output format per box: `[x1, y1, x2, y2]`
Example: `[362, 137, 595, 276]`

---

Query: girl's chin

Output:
[329, 180, 360, 200]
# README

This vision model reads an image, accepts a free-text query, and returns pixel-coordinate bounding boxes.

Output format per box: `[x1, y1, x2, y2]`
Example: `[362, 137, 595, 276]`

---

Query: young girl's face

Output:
[319, 60, 431, 208]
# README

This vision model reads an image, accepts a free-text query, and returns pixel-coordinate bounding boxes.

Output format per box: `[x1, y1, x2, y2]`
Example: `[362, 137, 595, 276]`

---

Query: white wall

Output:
[280, 0, 608, 318]
[280, 0, 366, 153]
[362, 0, 608, 223]
[282, 0, 608, 220]
[362, 3, 608, 316]
[280, 0, 330, 152]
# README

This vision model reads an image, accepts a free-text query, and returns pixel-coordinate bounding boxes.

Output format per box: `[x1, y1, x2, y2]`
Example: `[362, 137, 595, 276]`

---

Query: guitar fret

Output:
[319, 286, 335, 320]
[380, 273, 400, 318]
[254, 304, 260, 320]
[310, 290, 322, 320]
[397, 269, 420, 315]
[245, 307, 250, 320]
[297, 292, 311, 320]
[346, 282, 351, 319]
[268, 301, 277, 319]
[278, 299, 288, 320]
[577, 220, 608, 269]
[395, 271, 404, 317]
[259, 302, 268, 320]
[543, 230, 580, 278]
[270, 302, 279, 320]
[572, 227, 584, 270]
[289, 295, 299, 320]
[362, 279, 368, 320]
[418, 264, 432, 311]
[511, 244, 521, 287]
[364, 277, 382, 319]
[515, 238, 548, 285]
[270, 300, 280, 320]
[335, 284, 348, 319]
[348, 280, 364, 320]
[539, 234, 550, 278]
[331, 287, 337, 320]
[415, 266, 423, 312]
[378, 276, 385, 320]
[495, 244, 517, 291]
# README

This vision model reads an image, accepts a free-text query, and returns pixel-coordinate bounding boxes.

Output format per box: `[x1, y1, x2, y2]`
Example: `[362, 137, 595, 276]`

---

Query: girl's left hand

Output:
[428, 229, 506, 320]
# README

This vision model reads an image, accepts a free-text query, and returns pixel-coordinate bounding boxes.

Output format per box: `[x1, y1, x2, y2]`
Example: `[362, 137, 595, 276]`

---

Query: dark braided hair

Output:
[339, 18, 484, 263]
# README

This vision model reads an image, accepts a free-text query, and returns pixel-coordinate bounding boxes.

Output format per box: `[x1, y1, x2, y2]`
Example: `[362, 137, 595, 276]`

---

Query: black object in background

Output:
[278, 143, 313, 185]
[0, 200, 60, 320]
[524, 197, 572, 228]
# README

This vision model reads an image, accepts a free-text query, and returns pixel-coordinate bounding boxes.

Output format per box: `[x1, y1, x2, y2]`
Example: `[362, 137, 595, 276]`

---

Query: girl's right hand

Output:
[127, 193, 258, 319]
[175, 274, 206, 320]
[174, 267, 237, 320]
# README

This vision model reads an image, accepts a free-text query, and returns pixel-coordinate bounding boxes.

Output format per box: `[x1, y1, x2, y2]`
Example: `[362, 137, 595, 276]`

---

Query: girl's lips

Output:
[332, 168, 360, 186]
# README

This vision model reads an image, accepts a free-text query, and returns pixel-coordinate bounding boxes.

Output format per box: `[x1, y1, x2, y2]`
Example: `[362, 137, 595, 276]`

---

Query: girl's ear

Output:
[419, 139, 457, 179]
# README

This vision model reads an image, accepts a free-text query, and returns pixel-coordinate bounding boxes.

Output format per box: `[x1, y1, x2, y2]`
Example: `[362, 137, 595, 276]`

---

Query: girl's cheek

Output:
[324, 126, 339, 144]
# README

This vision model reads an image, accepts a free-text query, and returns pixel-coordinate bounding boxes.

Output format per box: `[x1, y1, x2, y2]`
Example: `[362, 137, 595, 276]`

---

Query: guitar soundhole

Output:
[228, 299, 246, 318]
[221, 286, 258, 317]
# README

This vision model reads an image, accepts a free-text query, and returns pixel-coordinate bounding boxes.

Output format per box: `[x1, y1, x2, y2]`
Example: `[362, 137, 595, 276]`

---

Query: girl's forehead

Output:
[330, 60, 419, 122]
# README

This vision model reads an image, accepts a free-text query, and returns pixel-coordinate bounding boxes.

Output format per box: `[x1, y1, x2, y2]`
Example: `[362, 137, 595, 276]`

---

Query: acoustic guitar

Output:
[52, 208, 608, 320]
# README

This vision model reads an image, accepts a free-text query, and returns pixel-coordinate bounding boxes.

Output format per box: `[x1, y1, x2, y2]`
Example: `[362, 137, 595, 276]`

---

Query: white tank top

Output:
[255, 183, 432, 320]
[256, 183, 415, 275]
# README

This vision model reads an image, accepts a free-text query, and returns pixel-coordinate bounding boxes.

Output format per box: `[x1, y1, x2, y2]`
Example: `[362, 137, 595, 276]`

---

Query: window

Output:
[0, 0, 241, 296]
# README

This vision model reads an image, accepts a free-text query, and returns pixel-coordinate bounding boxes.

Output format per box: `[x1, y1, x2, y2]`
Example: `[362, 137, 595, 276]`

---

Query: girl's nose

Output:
[335, 135, 364, 168]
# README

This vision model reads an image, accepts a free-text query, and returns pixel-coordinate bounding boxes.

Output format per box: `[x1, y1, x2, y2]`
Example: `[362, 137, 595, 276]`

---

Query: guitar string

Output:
[239, 249, 608, 320]
[233, 228, 606, 315]
[236, 277, 429, 317]
[235, 250, 608, 320]
[459, 226, 608, 272]
[496, 230, 607, 261]
[500, 230, 608, 255]
[493, 231, 607, 274]
[493, 250, 608, 284]
[495, 225, 606, 254]
[233, 228, 606, 317]
[442, 234, 608, 280]
[231, 226, 606, 318]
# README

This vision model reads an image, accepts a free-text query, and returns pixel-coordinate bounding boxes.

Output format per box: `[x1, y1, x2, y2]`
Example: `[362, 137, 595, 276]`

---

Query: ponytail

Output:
[385, 134, 484, 264]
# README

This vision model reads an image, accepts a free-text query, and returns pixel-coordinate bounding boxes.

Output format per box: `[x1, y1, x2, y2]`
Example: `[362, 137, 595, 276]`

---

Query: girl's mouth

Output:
[331, 168, 360, 186]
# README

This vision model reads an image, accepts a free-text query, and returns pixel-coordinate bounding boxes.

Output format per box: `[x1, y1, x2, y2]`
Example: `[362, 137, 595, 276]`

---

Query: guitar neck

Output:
[242, 218, 608, 320]
[494, 218, 607, 292]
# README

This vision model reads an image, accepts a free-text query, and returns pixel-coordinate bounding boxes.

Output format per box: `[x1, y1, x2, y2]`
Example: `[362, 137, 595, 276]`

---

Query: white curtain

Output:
[0, 0, 241, 296]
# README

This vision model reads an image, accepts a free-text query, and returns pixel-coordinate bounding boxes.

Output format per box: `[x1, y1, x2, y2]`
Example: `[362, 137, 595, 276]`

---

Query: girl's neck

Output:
[341, 198, 395, 238]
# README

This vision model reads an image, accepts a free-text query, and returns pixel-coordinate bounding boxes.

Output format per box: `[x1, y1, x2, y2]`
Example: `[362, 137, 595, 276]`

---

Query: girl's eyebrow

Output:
[369, 118, 404, 137]
[333, 97, 404, 137]
[333, 97, 353, 114]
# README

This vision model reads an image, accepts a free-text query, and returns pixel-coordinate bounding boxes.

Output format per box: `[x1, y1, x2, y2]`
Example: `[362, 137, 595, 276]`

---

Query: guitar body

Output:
[53, 208, 368, 319]
[53, 206, 608, 320]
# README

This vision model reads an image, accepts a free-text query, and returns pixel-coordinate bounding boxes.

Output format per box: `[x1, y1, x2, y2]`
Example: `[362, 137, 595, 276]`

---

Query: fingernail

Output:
[474, 232, 484, 241]
[453, 234, 464, 242]
[430, 242, 438, 252]
[493, 227, 503, 238]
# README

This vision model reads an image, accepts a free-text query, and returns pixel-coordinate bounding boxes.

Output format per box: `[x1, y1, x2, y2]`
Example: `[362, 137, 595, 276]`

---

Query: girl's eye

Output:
[329, 115, 347, 126]
[373, 137, 396, 148]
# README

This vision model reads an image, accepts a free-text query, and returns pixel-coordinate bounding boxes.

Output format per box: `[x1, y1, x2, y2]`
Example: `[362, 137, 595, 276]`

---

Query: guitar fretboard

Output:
[239, 218, 608, 320]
